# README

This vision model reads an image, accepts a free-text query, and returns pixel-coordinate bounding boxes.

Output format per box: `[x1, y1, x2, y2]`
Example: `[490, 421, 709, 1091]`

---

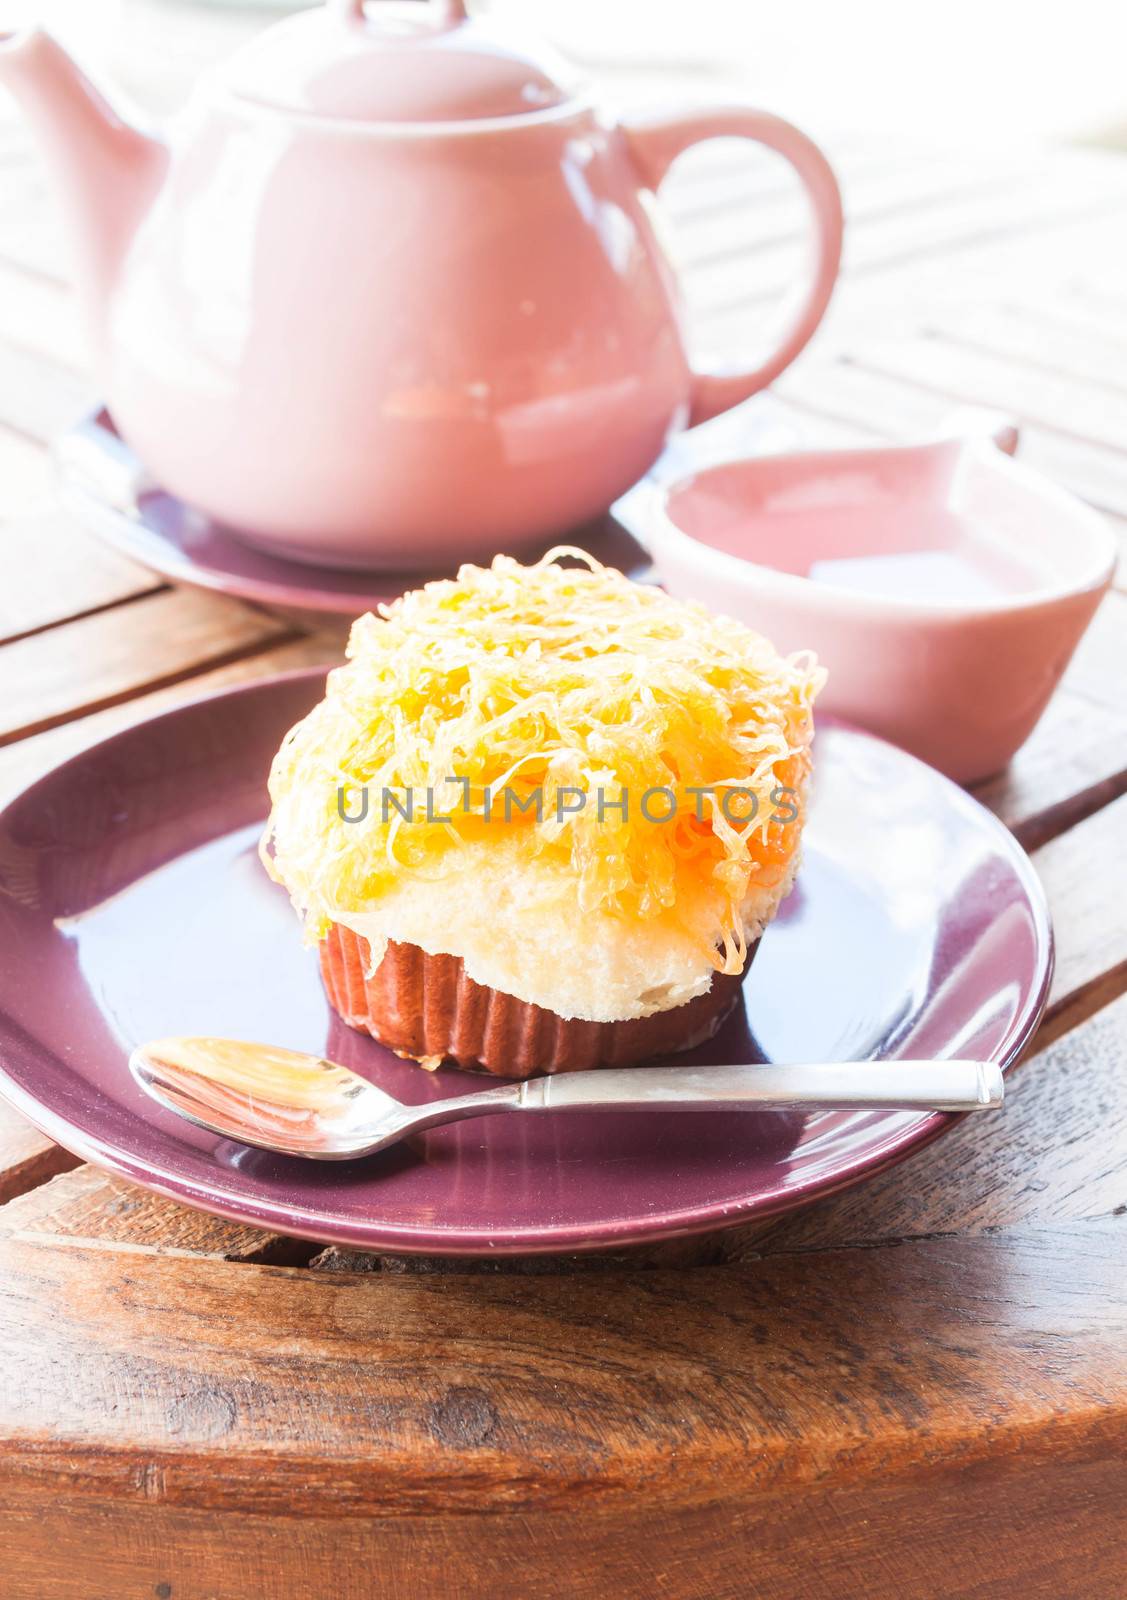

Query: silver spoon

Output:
[129, 1037, 1004, 1161]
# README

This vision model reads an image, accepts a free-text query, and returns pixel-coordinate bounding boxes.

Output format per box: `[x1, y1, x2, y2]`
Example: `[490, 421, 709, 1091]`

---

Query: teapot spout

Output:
[0, 29, 166, 327]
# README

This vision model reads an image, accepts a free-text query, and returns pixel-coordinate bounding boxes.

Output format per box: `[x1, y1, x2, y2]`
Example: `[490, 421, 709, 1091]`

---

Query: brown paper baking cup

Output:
[319, 922, 754, 1079]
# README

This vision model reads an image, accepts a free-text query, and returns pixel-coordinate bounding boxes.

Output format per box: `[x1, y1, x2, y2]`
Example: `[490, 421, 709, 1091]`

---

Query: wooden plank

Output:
[1049, 587, 1127, 716]
[1052, 277, 1127, 343]
[671, 152, 1034, 272]
[0, 631, 339, 805]
[0, 255, 86, 373]
[684, 152, 1127, 314]
[853, 332, 1127, 457]
[0, 1221, 1124, 1531]
[728, 989, 1127, 1261]
[973, 591, 1127, 847]
[978, 686, 1127, 851]
[781, 356, 1127, 523]
[1037, 792, 1127, 1015]
[0, 339, 94, 443]
[0, 153, 69, 284]
[0, 507, 162, 643]
[0, 585, 295, 746]
[772, 356, 1127, 601]
[898, 203, 1127, 318]
[924, 299, 1127, 397]
[0, 421, 51, 512]
[654, 125, 894, 222]
[0, 1100, 79, 1205]
[309, 1232, 735, 1277]
[3, 1438, 1126, 1600]
[0, 1166, 312, 1264]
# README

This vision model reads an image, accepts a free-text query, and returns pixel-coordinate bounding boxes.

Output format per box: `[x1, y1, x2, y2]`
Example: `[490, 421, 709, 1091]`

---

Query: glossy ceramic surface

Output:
[0, 672, 1052, 1255]
[54, 400, 801, 614]
[0, 4, 842, 568]
[54, 408, 652, 614]
[642, 428, 1118, 783]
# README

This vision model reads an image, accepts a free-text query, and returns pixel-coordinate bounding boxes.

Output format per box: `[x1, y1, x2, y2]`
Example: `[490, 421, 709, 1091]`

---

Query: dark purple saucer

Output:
[0, 671, 1052, 1255]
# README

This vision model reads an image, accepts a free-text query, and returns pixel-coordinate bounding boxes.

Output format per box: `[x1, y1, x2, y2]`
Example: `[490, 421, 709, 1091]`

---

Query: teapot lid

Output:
[218, 0, 581, 125]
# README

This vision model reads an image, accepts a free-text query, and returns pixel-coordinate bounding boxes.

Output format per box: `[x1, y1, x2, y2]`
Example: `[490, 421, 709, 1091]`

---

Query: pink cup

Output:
[640, 424, 1118, 784]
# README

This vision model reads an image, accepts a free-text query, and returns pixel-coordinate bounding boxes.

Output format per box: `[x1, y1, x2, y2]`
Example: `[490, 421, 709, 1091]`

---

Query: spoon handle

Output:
[513, 1059, 1002, 1115]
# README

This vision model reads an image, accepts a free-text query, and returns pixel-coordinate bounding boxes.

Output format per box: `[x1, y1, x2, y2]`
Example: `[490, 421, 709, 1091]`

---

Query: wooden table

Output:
[2, 98, 1127, 1597]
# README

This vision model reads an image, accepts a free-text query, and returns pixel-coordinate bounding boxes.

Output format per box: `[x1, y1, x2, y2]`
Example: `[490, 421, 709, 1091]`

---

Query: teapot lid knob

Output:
[331, 0, 469, 23]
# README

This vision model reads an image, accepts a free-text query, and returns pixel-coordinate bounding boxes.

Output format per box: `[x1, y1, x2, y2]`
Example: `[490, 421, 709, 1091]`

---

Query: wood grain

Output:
[0, 1099, 79, 1204]
[925, 300, 1127, 396]
[1037, 792, 1127, 1015]
[668, 151, 1032, 274]
[975, 687, 1127, 851]
[0, 337, 94, 443]
[0, 585, 296, 745]
[0, 421, 51, 512]
[854, 333, 1127, 456]
[0, 630, 340, 805]
[0, 1165, 313, 1264]
[0, 254, 85, 372]
[0, 507, 162, 643]
[726, 989, 1127, 1260]
[974, 593, 1127, 845]
[780, 355, 1127, 526]
[685, 151, 1127, 314]
[0, 1220, 1124, 1516]
[0, 160, 69, 283]
[5, 1447, 1126, 1600]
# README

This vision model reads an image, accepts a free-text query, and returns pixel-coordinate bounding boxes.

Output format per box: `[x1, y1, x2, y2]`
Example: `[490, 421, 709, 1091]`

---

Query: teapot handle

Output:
[623, 108, 843, 426]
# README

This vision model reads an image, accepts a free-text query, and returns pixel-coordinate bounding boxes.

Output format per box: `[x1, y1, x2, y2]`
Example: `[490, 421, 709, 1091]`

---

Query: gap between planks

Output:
[0, 630, 340, 809]
[0, 586, 308, 748]
[0, 580, 172, 651]
[0, 505, 169, 645]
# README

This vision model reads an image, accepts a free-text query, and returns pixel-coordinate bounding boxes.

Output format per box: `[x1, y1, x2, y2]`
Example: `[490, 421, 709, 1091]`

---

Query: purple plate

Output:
[0, 671, 1052, 1255]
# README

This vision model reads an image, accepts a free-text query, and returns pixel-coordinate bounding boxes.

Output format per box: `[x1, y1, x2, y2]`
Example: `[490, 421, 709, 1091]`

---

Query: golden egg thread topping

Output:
[263, 551, 823, 970]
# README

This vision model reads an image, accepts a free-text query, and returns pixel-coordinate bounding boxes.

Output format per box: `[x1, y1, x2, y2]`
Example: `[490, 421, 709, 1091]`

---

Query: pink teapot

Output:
[0, 0, 842, 569]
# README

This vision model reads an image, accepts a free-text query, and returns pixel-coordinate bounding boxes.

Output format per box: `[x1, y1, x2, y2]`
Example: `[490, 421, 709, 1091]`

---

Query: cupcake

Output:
[263, 551, 823, 1078]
